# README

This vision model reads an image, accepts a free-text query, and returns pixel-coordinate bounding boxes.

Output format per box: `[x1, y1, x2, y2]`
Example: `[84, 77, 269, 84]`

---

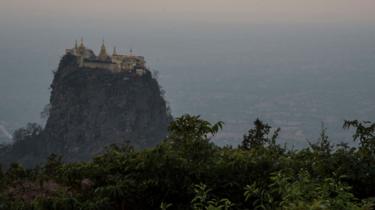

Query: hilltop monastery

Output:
[65, 39, 147, 76]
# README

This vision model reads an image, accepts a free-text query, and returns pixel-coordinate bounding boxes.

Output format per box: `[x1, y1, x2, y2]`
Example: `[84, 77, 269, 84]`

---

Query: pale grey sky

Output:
[1, 0, 375, 146]
[1, 0, 375, 24]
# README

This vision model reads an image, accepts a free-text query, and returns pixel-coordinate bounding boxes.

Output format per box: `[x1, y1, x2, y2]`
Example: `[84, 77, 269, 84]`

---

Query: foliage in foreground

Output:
[0, 115, 374, 210]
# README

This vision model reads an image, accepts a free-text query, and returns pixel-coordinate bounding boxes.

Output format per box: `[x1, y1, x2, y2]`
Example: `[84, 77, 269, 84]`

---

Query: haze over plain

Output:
[1, 0, 375, 146]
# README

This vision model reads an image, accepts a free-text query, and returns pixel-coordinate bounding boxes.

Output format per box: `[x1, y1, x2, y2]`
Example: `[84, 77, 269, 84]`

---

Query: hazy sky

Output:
[1, 0, 375, 145]
[1, 0, 375, 24]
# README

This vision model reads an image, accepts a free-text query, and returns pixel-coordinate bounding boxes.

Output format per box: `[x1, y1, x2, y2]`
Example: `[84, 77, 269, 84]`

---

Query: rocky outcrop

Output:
[0, 54, 171, 166]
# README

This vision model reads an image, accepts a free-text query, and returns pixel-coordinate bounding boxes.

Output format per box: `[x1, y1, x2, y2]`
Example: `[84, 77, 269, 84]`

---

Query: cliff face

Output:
[44, 55, 171, 161]
[1, 54, 171, 165]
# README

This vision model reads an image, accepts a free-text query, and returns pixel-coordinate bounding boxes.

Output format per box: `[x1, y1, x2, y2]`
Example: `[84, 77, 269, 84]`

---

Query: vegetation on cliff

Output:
[0, 115, 374, 210]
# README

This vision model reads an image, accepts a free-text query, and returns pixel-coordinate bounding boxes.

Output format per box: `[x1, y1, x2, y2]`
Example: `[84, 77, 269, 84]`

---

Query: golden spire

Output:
[79, 37, 85, 48]
[101, 39, 105, 47]
[100, 39, 107, 53]
[98, 39, 109, 61]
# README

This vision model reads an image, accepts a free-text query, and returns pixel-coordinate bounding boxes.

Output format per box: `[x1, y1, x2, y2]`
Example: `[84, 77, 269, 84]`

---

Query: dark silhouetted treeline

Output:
[0, 115, 374, 210]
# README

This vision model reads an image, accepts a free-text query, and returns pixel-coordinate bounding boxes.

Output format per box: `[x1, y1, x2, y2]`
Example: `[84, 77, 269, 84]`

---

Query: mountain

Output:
[0, 53, 171, 167]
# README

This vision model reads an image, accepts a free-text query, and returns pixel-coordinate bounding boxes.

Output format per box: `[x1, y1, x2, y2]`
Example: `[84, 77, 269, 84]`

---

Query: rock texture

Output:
[0, 54, 171, 166]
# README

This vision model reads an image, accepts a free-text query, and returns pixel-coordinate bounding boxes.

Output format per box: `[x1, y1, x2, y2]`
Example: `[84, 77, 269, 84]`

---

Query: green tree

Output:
[167, 114, 223, 145]
[191, 184, 234, 210]
[344, 120, 375, 154]
[309, 124, 332, 154]
[166, 114, 223, 163]
[241, 119, 280, 149]
[5, 163, 26, 181]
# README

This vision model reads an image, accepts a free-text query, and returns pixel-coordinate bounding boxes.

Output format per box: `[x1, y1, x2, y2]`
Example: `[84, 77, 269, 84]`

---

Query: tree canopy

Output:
[0, 115, 374, 210]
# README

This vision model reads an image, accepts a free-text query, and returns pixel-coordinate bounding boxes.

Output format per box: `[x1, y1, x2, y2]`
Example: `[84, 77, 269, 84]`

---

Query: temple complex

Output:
[65, 39, 147, 75]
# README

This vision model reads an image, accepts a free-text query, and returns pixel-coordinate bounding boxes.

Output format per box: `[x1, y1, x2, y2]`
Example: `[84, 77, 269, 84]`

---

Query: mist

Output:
[1, 1, 375, 146]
